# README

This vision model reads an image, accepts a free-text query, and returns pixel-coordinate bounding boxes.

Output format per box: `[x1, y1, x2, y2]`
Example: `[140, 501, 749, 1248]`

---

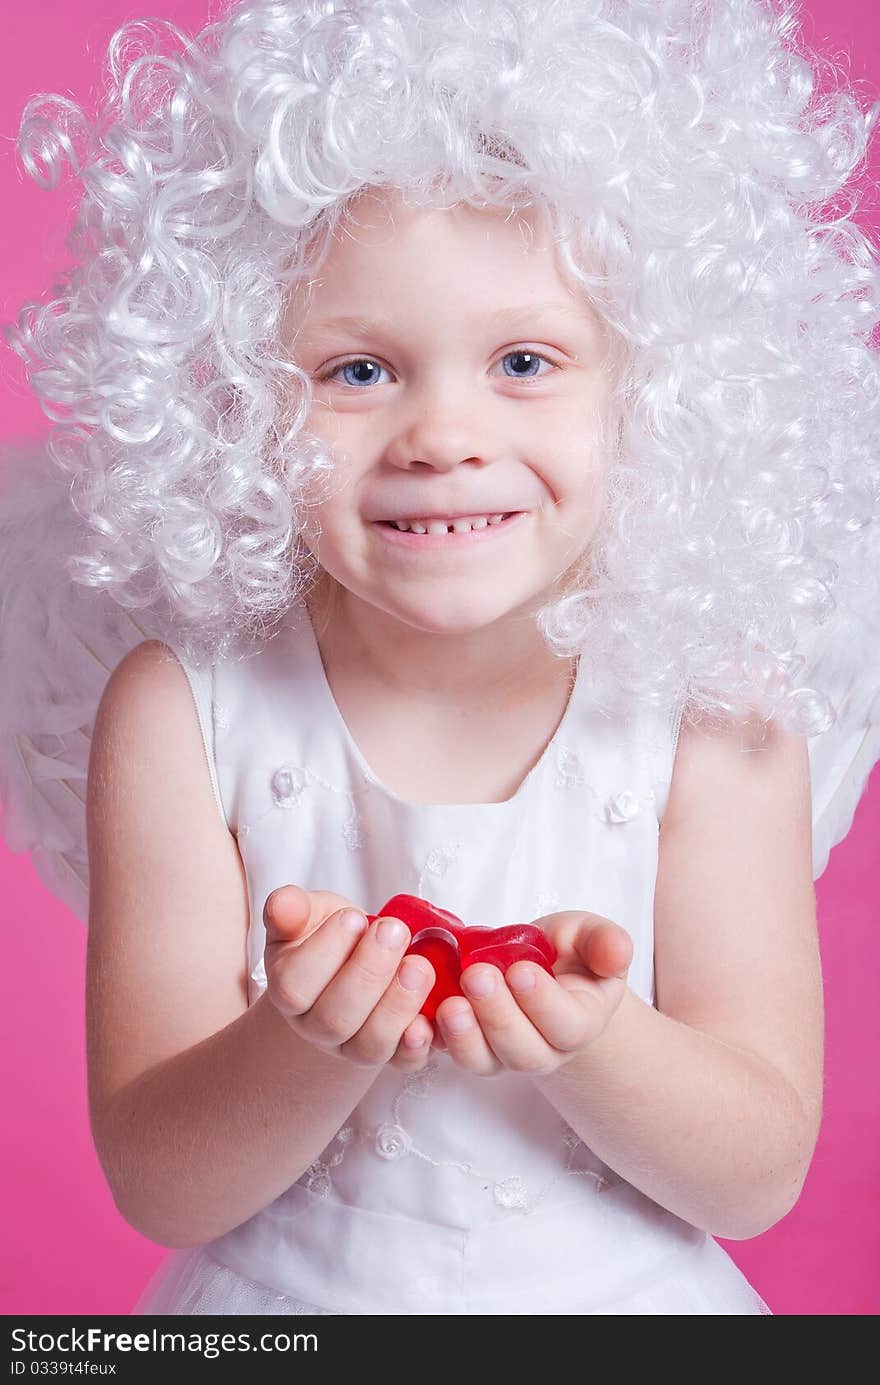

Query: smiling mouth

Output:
[376, 513, 519, 535]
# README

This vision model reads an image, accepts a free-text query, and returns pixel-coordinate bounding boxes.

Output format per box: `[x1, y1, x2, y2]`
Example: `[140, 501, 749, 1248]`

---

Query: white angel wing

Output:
[810, 714, 880, 880]
[0, 442, 165, 923]
[0, 443, 877, 928]
[803, 617, 880, 881]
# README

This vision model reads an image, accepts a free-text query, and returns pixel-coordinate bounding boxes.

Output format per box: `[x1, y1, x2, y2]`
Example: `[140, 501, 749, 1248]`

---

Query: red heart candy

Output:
[463, 942, 551, 973]
[375, 894, 467, 942]
[365, 894, 557, 1021]
[459, 923, 556, 968]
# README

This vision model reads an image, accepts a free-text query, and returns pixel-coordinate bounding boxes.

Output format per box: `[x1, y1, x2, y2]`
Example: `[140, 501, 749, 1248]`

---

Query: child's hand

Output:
[262, 885, 436, 1071]
[432, 910, 633, 1078]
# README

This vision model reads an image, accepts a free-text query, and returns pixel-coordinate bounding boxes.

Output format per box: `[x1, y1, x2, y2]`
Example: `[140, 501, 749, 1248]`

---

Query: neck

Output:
[304, 579, 577, 712]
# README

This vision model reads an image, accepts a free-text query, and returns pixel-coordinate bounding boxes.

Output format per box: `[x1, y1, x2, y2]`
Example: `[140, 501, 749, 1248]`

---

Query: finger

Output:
[388, 1013, 436, 1071]
[268, 905, 371, 1020]
[435, 991, 502, 1076]
[337, 949, 437, 1067]
[263, 884, 358, 944]
[506, 961, 613, 1050]
[303, 914, 415, 1048]
[545, 912, 631, 976]
[456, 963, 559, 1073]
[578, 920, 633, 979]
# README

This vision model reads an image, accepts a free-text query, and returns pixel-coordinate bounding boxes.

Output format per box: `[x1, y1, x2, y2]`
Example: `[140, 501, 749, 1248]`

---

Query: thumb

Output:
[263, 884, 360, 944]
[575, 916, 634, 979]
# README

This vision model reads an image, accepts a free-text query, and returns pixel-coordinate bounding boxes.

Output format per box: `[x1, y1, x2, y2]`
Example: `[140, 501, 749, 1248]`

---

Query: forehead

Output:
[287, 186, 592, 324]
[333, 183, 552, 252]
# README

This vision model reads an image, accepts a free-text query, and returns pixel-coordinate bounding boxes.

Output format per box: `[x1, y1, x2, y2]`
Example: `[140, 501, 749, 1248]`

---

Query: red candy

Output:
[365, 894, 557, 1022]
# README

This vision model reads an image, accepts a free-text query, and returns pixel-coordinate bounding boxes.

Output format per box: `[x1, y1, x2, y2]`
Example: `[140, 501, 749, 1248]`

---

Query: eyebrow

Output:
[299, 301, 593, 337]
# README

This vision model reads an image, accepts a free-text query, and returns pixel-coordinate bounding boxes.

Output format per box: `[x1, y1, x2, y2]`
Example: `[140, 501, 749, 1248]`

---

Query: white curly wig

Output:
[6, 0, 880, 736]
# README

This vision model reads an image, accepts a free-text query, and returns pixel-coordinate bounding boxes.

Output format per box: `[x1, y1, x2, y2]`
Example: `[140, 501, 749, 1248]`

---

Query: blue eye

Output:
[328, 358, 390, 387]
[322, 349, 555, 388]
[500, 350, 550, 378]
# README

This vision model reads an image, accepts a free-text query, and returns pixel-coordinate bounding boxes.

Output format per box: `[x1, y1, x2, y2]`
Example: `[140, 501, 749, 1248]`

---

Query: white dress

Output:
[130, 600, 772, 1316]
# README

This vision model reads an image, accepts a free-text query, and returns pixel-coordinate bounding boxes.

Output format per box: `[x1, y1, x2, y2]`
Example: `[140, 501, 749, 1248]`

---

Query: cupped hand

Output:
[262, 885, 436, 1071]
[431, 909, 633, 1077]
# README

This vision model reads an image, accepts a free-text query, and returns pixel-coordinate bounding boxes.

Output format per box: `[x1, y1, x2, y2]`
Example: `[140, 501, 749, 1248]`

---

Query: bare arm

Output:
[98, 988, 381, 1248]
[532, 984, 814, 1240]
[532, 708, 824, 1240]
[86, 642, 428, 1248]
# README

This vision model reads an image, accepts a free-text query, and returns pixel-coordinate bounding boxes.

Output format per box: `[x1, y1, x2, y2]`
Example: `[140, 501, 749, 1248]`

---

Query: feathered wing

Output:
[803, 619, 880, 881]
[0, 443, 165, 923]
[810, 715, 880, 880]
[0, 445, 877, 928]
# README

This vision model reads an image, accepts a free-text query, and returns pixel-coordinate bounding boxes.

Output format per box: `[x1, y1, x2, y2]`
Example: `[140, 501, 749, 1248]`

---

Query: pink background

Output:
[1, 0, 878, 1317]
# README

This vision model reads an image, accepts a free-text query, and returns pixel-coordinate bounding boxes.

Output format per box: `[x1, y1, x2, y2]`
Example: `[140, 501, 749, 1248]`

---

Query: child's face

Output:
[284, 186, 613, 637]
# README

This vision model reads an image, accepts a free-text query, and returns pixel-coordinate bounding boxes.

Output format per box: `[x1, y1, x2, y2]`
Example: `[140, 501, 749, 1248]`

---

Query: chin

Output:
[385, 598, 525, 637]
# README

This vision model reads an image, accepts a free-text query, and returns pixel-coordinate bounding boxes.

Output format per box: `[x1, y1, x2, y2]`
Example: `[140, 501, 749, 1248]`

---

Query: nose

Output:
[381, 374, 501, 472]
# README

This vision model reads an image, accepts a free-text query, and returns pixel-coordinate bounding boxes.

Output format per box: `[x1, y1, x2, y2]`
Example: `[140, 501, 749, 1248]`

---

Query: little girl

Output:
[2, 0, 879, 1316]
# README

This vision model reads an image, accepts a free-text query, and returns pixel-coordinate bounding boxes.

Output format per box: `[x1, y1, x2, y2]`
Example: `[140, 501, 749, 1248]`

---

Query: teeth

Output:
[391, 513, 507, 534]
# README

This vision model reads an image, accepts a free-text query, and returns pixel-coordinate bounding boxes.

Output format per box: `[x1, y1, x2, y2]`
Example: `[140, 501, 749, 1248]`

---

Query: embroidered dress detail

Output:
[555, 746, 588, 790]
[602, 789, 646, 823]
[342, 812, 367, 851]
[270, 764, 309, 809]
[425, 842, 465, 877]
[493, 1177, 529, 1210]
[374, 1124, 412, 1159]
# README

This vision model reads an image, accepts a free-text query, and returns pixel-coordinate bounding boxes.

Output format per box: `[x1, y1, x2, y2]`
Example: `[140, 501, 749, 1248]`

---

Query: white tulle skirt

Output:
[132, 1235, 772, 1316]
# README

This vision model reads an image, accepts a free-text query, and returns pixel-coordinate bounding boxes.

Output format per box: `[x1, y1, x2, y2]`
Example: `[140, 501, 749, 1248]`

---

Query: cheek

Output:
[547, 448, 605, 505]
[304, 400, 347, 449]
[298, 469, 366, 560]
[574, 469, 607, 526]
[306, 405, 383, 492]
